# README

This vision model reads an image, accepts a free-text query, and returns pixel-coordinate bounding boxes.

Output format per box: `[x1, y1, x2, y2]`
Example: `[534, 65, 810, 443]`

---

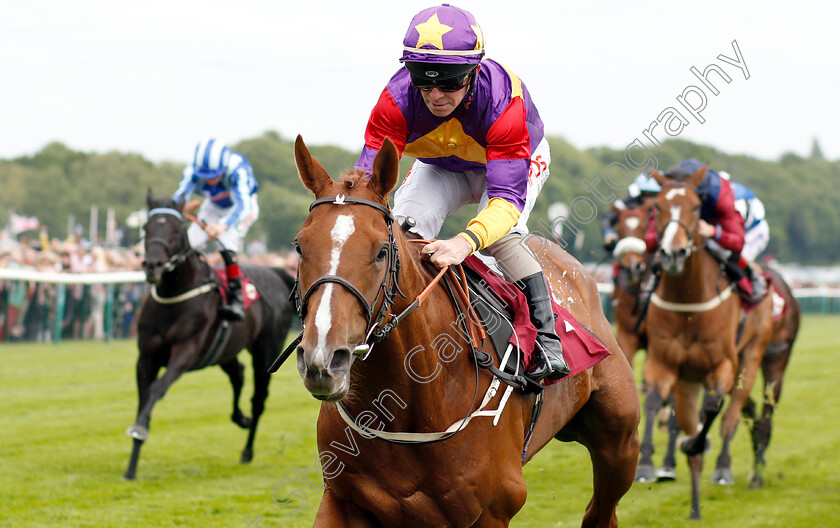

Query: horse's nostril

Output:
[330, 348, 352, 373]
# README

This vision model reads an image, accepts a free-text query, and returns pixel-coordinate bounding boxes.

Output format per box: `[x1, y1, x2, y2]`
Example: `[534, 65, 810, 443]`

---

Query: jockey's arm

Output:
[707, 179, 745, 253]
[172, 167, 197, 205]
[218, 168, 253, 228]
[355, 88, 409, 173]
[454, 98, 531, 254]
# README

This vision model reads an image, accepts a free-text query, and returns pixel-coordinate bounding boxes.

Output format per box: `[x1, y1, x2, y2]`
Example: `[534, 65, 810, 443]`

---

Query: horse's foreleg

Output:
[635, 388, 664, 482]
[220, 359, 251, 429]
[128, 351, 193, 441]
[313, 487, 377, 528]
[657, 394, 680, 481]
[679, 388, 724, 521]
[124, 353, 162, 480]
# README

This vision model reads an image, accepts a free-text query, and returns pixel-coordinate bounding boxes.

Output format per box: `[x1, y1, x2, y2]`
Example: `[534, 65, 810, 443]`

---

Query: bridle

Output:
[292, 194, 407, 358]
[145, 207, 200, 273]
[656, 183, 701, 259]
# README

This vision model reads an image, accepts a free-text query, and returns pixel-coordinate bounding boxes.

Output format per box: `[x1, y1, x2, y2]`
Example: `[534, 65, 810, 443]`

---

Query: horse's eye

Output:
[294, 241, 302, 255]
[376, 246, 388, 262]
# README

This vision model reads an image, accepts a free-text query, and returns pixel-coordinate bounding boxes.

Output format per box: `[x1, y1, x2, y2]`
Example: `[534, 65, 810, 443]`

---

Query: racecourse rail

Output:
[2, 268, 839, 344]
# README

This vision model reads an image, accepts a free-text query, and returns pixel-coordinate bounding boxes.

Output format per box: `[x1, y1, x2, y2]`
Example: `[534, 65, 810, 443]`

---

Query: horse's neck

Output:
[345, 236, 479, 430]
[158, 254, 211, 294]
[658, 250, 725, 302]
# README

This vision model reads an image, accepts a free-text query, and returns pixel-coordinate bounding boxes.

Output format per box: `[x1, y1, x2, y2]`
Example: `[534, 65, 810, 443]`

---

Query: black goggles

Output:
[411, 72, 472, 93]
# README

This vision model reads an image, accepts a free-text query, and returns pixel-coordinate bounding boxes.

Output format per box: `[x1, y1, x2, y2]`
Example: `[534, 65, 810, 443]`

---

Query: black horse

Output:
[124, 191, 295, 480]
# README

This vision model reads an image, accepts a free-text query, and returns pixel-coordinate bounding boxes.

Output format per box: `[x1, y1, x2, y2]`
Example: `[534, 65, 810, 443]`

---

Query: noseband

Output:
[293, 195, 405, 356]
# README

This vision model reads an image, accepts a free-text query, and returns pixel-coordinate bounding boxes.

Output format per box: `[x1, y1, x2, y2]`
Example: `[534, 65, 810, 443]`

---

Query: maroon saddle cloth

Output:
[213, 269, 260, 310]
[463, 256, 611, 383]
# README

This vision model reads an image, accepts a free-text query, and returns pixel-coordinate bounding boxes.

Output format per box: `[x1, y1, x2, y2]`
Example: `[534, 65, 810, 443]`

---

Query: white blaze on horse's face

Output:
[623, 216, 640, 232]
[665, 187, 687, 201]
[312, 214, 355, 369]
[660, 206, 682, 255]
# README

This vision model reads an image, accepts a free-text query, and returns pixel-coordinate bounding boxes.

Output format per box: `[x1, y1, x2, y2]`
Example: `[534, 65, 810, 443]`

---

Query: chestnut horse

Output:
[291, 136, 639, 527]
[611, 204, 683, 483]
[640, 166, 775, 519]
[611, 204, 653, 366]
[123, 192, 295, 479]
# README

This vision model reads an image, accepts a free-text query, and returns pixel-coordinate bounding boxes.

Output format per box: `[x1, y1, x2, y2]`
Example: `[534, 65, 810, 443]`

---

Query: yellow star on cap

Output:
[414, 13, 453, 51]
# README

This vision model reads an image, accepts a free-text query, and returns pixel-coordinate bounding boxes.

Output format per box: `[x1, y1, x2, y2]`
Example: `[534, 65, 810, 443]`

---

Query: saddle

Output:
[212, 269, 260, 309]
[461, 256, 611, 385]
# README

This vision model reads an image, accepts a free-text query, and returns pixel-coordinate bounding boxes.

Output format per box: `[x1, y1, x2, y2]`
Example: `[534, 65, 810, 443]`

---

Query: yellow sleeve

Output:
[457, 197, 521, 251]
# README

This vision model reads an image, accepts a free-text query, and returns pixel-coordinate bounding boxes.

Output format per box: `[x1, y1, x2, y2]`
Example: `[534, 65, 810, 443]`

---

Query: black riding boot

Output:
[519, 272, 571, 382]
[724, 256, 766, 304]
[220, 250, 245, 322]
[744, 263, 767, 304]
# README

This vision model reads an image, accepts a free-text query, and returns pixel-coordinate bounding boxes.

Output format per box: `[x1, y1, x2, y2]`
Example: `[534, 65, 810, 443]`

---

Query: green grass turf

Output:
[1, 315, 838, 527]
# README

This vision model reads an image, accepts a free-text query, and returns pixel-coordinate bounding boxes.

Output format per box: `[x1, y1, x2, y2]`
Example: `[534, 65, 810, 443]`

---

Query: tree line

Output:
[1, 131, 837, 264]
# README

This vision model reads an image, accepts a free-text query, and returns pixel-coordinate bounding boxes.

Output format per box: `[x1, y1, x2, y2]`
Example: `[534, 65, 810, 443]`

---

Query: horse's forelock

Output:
[148, 195, 178, 211]
[339, 170, 388, 203]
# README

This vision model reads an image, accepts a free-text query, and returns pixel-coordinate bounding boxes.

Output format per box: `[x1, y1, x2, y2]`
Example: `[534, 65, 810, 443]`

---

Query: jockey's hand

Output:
[422, 236, 473, 269]
[698, 220, 716, 238]
[206, 223, 228, 239]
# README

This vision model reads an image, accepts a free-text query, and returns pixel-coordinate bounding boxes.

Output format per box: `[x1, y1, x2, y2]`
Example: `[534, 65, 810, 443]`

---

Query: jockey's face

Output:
[421, 84, 469, 117]
[205, 175, 223, 185]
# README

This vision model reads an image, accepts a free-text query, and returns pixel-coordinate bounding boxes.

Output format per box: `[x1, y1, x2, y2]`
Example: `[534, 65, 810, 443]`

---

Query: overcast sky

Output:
[4, 0, 838, 165]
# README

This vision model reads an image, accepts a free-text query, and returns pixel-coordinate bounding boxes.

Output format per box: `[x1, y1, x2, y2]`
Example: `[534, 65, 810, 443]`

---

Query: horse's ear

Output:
[649, 168, 667, 187]
[687, 164, 708, 188]
[146, 188, 154, 209]
[175, 195, 185, 211]
[370, 137, 400, 199]
[295, 135, 333, 196]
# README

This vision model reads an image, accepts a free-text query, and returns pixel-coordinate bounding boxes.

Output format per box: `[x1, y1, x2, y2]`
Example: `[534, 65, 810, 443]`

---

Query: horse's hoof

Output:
[232, 414, 253, 429]
[240, 450, 253, 464]
[749, 473, 765, 489]
[656, 466, 677, 481]
[635, 464, 656, 483]
[126, 425, 148, 441]
[712, 467, 734, 485]
[122, 473, 136, 481]
[679, 436, 712, 456]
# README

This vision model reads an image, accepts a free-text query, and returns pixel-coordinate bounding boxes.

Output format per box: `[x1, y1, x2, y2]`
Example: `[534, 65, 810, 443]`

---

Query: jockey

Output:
[645, 159, 766, 304]
[355, 4, 569, 381]
[172, 138, 259, 321]
[601, 172, 661, 253]
[719, 171, 770, 263]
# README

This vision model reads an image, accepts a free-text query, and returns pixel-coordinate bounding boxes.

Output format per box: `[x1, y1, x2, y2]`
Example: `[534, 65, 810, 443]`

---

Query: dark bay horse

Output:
[640, 166, 775, 519]
[123, 192, 295, 480]
[739, 267, 800, 488]
[291, 136, 639, 527]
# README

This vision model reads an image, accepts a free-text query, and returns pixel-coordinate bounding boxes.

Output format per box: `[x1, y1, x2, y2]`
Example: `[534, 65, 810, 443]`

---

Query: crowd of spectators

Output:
[0, 231, 299, 343]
